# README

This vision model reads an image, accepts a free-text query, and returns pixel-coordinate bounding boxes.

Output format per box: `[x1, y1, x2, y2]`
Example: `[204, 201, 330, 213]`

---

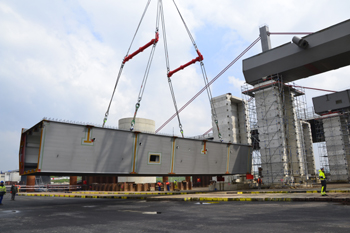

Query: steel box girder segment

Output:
[243, 19, 350, 85]
[312, 89, 350, 115]
[19, 120, 252, 176]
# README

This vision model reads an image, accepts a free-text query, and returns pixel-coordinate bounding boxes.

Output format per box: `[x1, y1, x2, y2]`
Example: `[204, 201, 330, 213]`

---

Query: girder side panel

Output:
[172, 139, 214, 175]
[230, 144, 251, 174]
[135, 134, 172, 174]
[41, 122, 133, 174]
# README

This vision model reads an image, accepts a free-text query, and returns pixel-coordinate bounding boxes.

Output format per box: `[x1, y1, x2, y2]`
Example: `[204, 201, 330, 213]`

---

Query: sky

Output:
[1, 0, 350, 172]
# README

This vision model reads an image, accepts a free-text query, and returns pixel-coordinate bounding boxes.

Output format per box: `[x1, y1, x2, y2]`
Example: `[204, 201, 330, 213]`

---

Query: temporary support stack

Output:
[312, 89, 350, 182]
[242, 77, 311, 184]
[319, 114, 350, 182]
[301, 121, 316, 178]
[284, 88, 306, 180]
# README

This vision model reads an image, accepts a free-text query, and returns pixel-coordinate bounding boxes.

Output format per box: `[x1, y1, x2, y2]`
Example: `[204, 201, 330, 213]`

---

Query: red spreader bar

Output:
[123, 32, 159, 64]
[167, 49, 203, 78]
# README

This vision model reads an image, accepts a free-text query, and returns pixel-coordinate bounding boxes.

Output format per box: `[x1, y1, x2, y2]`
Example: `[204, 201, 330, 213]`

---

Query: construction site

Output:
[15, 0, 350, 192]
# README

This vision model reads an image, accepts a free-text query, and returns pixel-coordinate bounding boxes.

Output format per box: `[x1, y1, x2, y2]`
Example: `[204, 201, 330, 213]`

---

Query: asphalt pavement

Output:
[1, 195, 350, 233]
[1, 183, 349, 232]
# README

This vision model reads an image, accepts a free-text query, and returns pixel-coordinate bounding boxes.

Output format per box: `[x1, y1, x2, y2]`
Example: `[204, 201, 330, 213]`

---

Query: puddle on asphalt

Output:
[194, 202, 219, 205]
[2, 210, 20, 214]
[120, 210, 161, 214]
[142, 212, 161, 214]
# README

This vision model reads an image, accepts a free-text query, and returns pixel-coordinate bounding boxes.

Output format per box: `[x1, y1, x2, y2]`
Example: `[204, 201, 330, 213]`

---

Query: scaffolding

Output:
[242, 75, 310, 184]
[241, 85, 260, 176]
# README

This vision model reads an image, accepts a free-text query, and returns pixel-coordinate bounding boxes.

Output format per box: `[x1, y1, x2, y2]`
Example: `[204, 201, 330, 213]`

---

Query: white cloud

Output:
[228, 76, 245, 91]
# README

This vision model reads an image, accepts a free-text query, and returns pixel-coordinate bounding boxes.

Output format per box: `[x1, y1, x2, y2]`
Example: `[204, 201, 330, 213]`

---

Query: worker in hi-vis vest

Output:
[166, 181, 170, 191]
[319, 168, 327, 196]
[0, 181, 6, 205]
[157, 181, 162, 191]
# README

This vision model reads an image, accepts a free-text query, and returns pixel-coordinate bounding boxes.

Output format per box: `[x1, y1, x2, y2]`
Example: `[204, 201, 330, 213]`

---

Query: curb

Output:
[71, 191, 208, 195]
[230, 190, 350, 195]
[18, 193, 350, 203]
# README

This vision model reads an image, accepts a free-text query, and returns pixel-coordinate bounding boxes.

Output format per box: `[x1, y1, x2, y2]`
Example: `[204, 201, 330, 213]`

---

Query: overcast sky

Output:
[1, 0, 350, 172]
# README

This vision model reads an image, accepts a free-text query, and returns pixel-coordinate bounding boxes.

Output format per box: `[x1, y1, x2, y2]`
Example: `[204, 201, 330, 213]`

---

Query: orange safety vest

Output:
[157, 182, 162, 186]
[257, 178, 262, 184]
[166, 182, 170, 185]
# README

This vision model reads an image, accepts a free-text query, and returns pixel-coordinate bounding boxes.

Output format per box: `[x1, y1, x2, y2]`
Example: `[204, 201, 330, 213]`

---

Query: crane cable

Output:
[159, 0, 184, 137]
[103, 0, 152, 127]
[156, 36, 261, 133]
[130, 1, 162, 131]
[172, 0, 223, 141]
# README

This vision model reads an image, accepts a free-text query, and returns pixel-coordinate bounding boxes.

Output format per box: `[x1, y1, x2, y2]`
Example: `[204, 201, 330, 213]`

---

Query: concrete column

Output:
[26, 175, 35, 192]
[302, 121, 316, 177]
[212, 94, 250, 144]
[255, 85, 288, 184]
[185, 176, 191, 183]
[323, 115, 349, 182]
[284, 89, 305, 182]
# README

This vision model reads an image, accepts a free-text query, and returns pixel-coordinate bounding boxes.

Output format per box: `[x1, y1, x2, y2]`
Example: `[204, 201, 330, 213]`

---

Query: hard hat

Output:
[0, 181, 4, 183]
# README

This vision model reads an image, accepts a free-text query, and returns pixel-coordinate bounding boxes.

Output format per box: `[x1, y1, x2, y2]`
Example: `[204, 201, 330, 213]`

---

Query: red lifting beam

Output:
[167, 50, 203, 78]
[123, 32, 159, 64]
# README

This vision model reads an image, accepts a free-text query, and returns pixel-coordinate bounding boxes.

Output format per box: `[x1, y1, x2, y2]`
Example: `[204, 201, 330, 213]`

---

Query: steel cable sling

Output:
[159, 0, 185, 137]
[102, 0, 156, 127]
[130, 1, 162, 131]
[171, 0, 223, 141]
[155, 36, 261, 134]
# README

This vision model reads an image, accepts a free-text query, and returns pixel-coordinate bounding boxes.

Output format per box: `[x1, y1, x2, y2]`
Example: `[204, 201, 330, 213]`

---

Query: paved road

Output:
[1, 195, 350, 233]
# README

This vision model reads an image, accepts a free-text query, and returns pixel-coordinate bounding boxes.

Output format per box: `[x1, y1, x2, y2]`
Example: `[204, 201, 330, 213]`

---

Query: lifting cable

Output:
[130, 1, 161, 131]
[102, 0, 152, 127]
[156, 36, 261, 134]
[165, 0, 223, 141]
[159, 0, 185, 137]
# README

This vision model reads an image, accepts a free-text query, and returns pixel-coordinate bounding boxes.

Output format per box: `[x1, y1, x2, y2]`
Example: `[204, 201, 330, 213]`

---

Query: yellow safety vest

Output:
[0, 185, 6, 194]
[319, 170, 326, 180]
